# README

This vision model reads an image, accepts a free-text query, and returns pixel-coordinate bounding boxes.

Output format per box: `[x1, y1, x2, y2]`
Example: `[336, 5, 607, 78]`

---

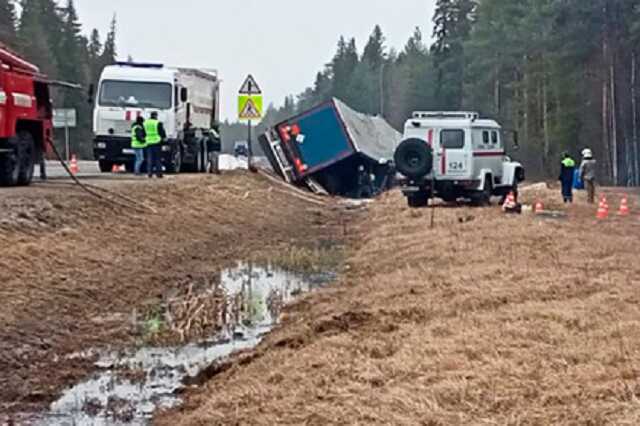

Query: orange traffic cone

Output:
[69, 154, 79, 175]
[619, 195, 630, 216]
[502, 191, 515, 210]
[596, 198, 609, 220]
[534, 200, 544, 214]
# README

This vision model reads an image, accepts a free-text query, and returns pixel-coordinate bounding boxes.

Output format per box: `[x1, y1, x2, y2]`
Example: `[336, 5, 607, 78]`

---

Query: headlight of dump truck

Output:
[95, 142, 106, 149]
[161, 145, 171, 152]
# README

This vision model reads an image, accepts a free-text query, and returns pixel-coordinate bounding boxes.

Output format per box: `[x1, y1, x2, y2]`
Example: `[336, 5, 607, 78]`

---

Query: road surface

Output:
[35, 160, 100, 179]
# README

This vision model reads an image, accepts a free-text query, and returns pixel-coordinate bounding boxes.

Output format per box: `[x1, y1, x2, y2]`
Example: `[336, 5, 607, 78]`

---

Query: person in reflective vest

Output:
[131, 116, 146, 176]
[144, 111, 166, 178]
[559, 152, 576, 203]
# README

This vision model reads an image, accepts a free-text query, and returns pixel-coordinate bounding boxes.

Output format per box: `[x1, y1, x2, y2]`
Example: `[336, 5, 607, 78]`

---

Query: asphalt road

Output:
[35, 160, 101, 179]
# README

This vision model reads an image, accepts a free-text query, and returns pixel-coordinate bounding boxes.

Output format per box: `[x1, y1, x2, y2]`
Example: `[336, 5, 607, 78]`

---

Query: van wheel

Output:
[407, 192, 429, 208]
[479, 177, 493, 206]
[17, 132, 35, 186]
[474, 179, 493, 206]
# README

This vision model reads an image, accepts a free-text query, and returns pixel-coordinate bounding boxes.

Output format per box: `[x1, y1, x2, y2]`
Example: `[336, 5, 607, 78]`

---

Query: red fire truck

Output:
[0, 43, 55, 186]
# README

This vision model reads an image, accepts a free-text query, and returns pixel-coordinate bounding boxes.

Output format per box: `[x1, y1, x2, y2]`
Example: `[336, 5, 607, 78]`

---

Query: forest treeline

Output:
[0, 0, 116, 158]
[3, 0, 640, 183]
[233, 0, 640, 184]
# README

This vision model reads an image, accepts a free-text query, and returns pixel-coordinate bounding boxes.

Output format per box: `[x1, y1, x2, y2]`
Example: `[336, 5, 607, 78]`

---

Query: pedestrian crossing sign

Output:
[238, 95, 263, 120]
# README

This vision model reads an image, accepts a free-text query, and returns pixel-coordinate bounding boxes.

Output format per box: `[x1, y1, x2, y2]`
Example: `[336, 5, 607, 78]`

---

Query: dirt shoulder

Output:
[0, 173, 344, 415]
[160, 186, 640, 425]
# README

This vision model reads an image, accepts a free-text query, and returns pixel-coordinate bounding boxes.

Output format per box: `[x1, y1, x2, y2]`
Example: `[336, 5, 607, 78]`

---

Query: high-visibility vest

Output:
[144, 119, 162, 145]
[562, 157, 576, 168]
[131, 124, 146, 148]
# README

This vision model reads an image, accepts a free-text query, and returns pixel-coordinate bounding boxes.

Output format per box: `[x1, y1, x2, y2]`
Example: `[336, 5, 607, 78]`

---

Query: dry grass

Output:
[0, 172, 344, 414]
[159, 185, 640, 425]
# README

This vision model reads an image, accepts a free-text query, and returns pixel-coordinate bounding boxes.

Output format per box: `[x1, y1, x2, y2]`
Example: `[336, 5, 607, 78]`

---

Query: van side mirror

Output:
[180, 87, 188, 103]
[87, 84, 95, 104]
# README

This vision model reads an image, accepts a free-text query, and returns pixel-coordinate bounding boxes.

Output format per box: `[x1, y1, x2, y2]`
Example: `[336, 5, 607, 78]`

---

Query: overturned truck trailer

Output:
[258, 98, 401, 198]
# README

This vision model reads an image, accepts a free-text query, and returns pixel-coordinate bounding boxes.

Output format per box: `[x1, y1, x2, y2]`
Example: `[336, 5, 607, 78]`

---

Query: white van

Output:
[394, 111, 525, 207]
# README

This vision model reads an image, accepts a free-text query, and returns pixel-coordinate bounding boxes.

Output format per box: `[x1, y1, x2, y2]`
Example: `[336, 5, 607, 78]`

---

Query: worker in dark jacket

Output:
[131, 116, 146, 176]
[559, 152, 576, 203]
[144, 111, 167, 178]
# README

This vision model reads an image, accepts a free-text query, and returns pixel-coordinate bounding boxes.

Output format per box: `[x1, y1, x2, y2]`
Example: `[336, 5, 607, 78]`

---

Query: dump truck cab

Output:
[395, 111, 525, 207]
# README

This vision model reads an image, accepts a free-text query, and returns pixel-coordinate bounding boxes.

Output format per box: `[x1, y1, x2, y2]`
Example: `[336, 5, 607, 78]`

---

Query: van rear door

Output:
[435, 128, 472, 179]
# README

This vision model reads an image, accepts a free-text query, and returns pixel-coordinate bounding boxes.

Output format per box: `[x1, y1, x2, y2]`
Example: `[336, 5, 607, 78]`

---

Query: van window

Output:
[441, 129, 465, 149]
[483, 131, 490, 144]
[492, 131, 499, 145]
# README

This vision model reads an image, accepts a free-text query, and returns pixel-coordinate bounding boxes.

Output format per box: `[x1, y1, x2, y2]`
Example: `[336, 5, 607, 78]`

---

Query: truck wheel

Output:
[0, 137, 20, 186]
[200, 144, 208, 173]
[17, 132, 35, 186]
[394, 138, 433, 179]
[166, 147, 182, 174]
[407, 192, 429, 208]
[99, 160, 113, 173]
[198, 145, 205, 173]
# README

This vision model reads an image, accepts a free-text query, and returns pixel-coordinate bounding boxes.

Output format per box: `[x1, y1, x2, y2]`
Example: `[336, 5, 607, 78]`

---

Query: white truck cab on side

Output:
[394, 111, 525, 207]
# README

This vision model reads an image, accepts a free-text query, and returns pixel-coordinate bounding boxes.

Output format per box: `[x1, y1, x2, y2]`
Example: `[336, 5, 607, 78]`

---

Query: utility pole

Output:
[379, 62, 386, 117]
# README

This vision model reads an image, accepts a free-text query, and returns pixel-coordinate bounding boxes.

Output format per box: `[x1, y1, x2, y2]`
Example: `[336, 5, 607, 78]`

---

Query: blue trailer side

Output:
[287, 101, 355, 175]
[258, 98, 401, 198]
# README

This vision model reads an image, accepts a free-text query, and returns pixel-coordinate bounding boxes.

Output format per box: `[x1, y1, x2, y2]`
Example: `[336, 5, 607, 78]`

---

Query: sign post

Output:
[238, 75, 263, 170]
[53, 108, 77, 162]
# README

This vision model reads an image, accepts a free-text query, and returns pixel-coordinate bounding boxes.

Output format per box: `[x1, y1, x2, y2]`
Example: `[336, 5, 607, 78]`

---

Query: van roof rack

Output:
[115, 62, 164, 69]
[412, 111, 479, 121]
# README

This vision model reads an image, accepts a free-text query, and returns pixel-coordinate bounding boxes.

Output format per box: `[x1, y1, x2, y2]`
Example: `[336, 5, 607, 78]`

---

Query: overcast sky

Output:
[74, 0, 437, 121]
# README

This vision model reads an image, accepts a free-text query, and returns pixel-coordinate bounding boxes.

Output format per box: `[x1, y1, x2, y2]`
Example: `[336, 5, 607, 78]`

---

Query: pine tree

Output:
[17, 0, 58, 75]
[330, 37, 359, 100]
[431, 0, 477, 109]
[362, 25, 385, 68]
[87, 28, 102, 85]
[59, 0, 86, 83]
[0, 0, 18, 46]
[99, 14, 117, 69]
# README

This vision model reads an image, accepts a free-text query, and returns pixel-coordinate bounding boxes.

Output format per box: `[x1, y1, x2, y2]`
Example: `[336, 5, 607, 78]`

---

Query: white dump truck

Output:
[394, 111, 525, 207]
[92, 62, 221, 173]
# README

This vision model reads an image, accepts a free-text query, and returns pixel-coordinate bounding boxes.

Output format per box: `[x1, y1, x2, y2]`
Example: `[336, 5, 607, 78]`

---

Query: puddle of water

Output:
[25, 263, 335, 426]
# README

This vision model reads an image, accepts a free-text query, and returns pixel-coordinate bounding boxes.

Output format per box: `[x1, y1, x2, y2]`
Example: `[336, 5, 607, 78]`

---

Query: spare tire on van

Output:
[394, 138, 433, 179]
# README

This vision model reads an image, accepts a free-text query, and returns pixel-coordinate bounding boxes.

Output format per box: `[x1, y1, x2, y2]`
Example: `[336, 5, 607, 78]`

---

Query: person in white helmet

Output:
[580, 148, 597, 203]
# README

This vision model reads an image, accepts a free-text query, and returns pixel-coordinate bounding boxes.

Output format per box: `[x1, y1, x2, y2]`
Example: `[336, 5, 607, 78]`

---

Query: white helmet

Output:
[582, 148, 593, 159]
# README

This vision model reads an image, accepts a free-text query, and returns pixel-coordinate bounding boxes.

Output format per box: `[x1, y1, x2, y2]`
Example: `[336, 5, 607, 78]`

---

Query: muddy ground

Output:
[0, 172, 347, 417]
[159, 185, 640, 425]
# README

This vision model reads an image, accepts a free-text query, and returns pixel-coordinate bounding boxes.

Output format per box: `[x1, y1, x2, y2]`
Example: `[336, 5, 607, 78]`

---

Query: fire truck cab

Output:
[0, 43, 53, 186]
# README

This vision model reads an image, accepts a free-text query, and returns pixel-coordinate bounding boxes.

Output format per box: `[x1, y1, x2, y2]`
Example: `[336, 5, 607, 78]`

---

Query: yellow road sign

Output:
[238, 95, 263, 120]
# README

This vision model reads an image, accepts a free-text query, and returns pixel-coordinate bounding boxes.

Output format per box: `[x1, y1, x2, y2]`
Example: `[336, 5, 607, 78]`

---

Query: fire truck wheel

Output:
[16, 132, 35, 186]
[0, 137, 20, 186]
